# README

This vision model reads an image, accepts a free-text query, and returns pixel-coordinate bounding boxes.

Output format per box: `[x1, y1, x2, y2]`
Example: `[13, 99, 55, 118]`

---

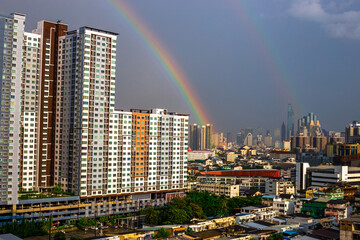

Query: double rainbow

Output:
[230, 1, 303, 115]
[108, 0, 211, 126]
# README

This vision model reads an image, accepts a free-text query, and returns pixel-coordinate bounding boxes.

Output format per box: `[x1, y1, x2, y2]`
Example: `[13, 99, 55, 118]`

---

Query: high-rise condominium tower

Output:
[0, 14, 69, 204]
[0, 13, 25, 204]
[0, 13, 189, 205]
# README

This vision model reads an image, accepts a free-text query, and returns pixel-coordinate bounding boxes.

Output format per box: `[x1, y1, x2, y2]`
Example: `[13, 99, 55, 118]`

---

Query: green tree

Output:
[42, 214, 53, 240]
[99, 216, 108, 224]
[53, 231, 66, 240]
[189, 203, 205, 219]
[154, 228, 170, 239]
[166, 207, 189, 224]
[186, 191, 227, 217]
[144, 207, 161, 225]
[76, 217, 89, 229]
[53, 185, 63, 194]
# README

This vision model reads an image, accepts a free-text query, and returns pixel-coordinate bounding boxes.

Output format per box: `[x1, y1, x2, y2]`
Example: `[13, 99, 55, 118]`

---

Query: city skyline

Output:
[1, 0, 360, 133]
[2, 1, 360, 238]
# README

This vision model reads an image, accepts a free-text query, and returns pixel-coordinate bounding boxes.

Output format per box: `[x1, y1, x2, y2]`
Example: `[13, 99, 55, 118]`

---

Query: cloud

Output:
[288, 0, 360, 39]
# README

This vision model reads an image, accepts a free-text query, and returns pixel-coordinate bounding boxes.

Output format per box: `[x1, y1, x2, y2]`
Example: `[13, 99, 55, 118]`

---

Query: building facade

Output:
[0, 14, 189, 216]
[340, 215, 360, 240]
[193, 183, 240, 198]
[265, 179, 295, 196]
[0, 13, 26, 204]
[346, 121, 360, 144]
[190, 123, 201, 150]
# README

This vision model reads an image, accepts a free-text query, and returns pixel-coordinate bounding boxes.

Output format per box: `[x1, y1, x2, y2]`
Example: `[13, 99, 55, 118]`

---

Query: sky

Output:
[1, 0, 360, 134]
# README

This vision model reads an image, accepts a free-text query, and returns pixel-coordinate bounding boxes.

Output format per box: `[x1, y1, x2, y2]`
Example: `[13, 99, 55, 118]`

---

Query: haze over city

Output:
[2, 0, 360, 133]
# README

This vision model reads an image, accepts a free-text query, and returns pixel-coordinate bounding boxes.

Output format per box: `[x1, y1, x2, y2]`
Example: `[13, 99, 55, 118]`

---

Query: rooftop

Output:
[187, 229, 224, 239]
[342, 215, 360, 223]
[0, 234, 22, 240]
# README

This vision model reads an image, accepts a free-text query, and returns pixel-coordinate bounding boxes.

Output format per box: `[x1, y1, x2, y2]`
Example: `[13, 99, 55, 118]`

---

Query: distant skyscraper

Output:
[205, 124, 214, 149]
[256, 135, 263, 145]
[298, 112, 319, 132]
[244, 133, 253, 146]
[264, 130, 272, 146]
[245, 128, 253, 137]
[190, 124, 201, 150]
[236, 132, 243, 146]
[297, 112, 323, 137]
[226, 132, 232, 144]
[274, 128, 281, 141]
[287, 104, 294, 140]
[281, 122, 286, 142]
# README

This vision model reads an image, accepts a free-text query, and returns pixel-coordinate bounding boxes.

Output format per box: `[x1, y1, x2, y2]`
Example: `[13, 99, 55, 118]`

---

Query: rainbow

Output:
[107, 0, 211, 126]
[230, 1, 304, 116]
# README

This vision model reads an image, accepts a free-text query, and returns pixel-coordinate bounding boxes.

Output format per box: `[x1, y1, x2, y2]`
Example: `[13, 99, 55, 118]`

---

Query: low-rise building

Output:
[265, 179, 295, 196]
[306, 186, 344, 200]
[324, 199, 352, 223]
[354, 193, 360, 209]
[239, 206, 277, 221]
[340, 215, 360, 240]
[185, 229, 224, 239]
[194, 183, 240, 198]
[227, 152, 238, 162]
[261, 195, 276, 207]
[188, 220, 216, 232]
[270, 150, 296, 161]
[272, 195, 296, 216]
[238, 146, 257, 157]
[196, 174, 271, 192]
[286, 216, 319, 232]
[301, 198, 329, 218]
[294, 198, 311, 214]
[188, 150, 215, 161]
[239, 189, 263, 198]
[300, 198, 352, 222]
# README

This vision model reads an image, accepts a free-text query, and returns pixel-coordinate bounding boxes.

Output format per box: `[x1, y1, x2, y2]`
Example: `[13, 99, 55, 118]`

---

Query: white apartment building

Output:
[265, 179, 295, 196]
[296, 162, 310, 194]
[55, 26, 118, 196]
[0, 13, 26, 204]
[296, 164, 360, 192]
[272, 196, 296, 216]
[55, 27, 189, 197]
[0, 13, 189, 210]
[21, 32, 41, 192]
[0, 13, 70, 204]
